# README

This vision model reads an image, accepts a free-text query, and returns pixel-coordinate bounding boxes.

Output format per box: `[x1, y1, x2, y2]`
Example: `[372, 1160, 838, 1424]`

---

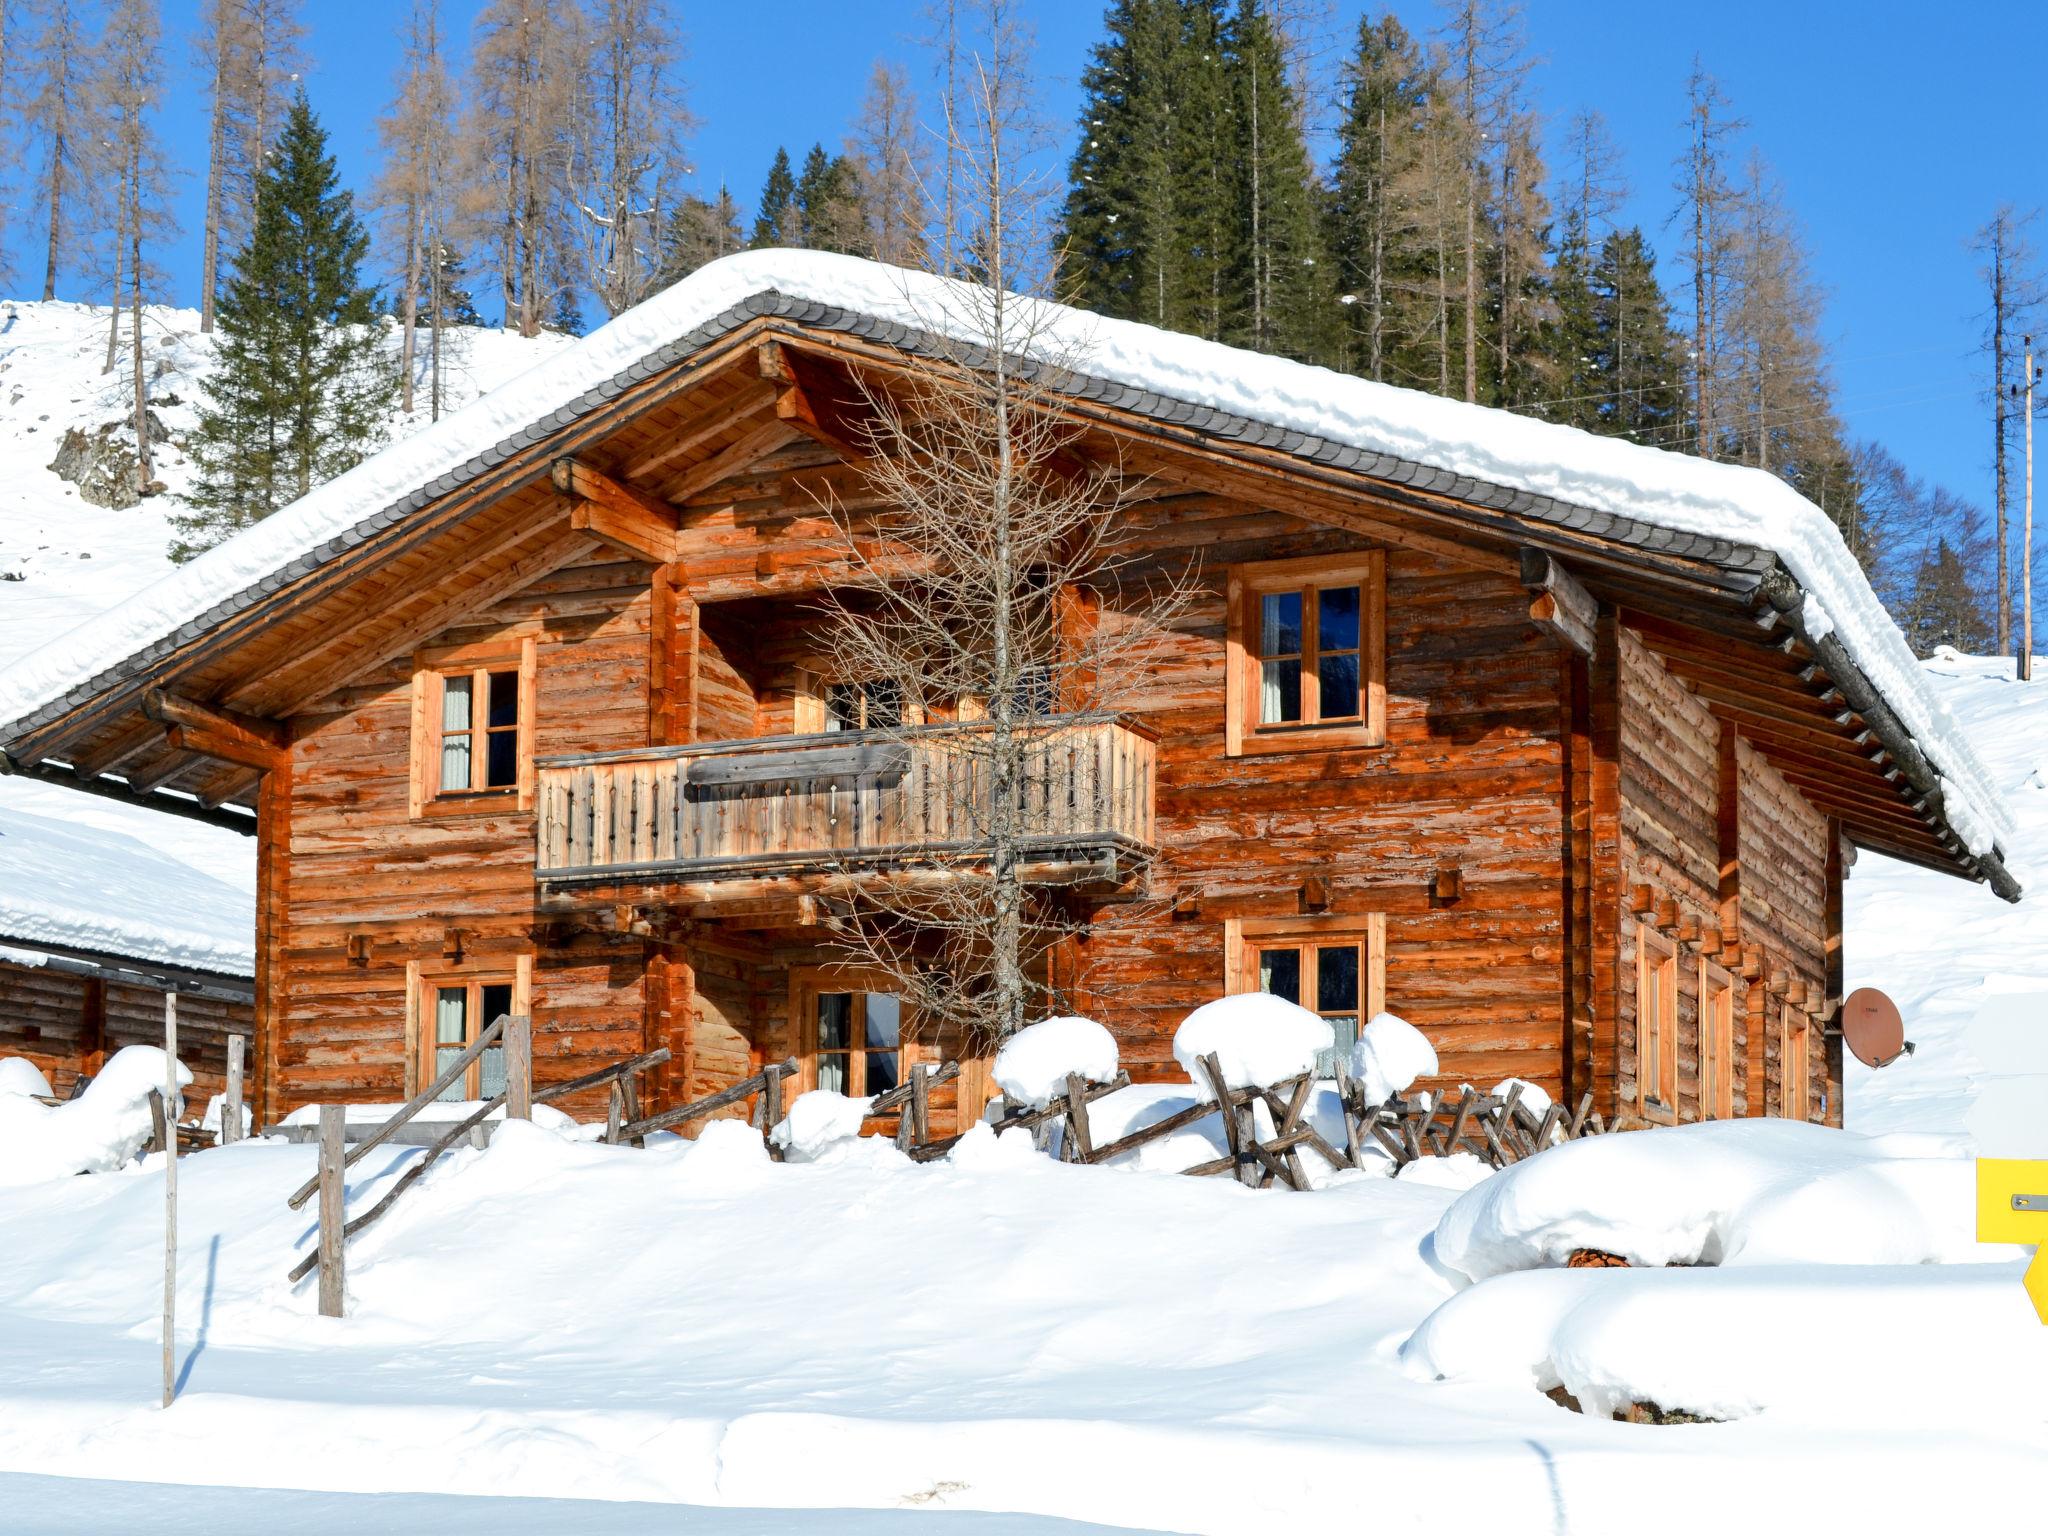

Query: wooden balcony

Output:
[534, 715, 1157, 889]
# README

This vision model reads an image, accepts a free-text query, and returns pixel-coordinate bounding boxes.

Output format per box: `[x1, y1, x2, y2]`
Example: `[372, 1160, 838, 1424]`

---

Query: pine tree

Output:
[795, 142, 866, 254]
[1589, 228, 1687, 445]
[423, 238, 483, 326]
[180, 93, 394, 555]
[1223, 0, 1331, 361]
[657, 185, 745, 283]
[751, 146, 799, 246]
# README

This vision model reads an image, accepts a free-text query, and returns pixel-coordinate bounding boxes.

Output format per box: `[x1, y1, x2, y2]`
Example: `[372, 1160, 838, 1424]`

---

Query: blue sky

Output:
[8, 1, 2045, 523]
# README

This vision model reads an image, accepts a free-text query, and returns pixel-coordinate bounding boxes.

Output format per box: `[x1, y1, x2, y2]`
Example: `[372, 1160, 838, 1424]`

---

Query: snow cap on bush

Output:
[1173, 993, 1332, 1098]
[0, 1044, 192, 1186]
[1350, 1012, 1437, 1104]
[994, 1015, 1120, 1108]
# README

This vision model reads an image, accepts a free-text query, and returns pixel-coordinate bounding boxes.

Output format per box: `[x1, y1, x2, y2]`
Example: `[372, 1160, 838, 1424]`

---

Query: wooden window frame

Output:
[1698, 958, 1736, 1120]
[409, 635, 538, 817]
[1635, 926, 1678, 1121]
[791, 964, 919, 1098]
[1226, 552, 1387, 757]
[1223, 913, 1388, 1066]
[404, 953, 532, 1099]
[1779, 1003, 1810, 1122]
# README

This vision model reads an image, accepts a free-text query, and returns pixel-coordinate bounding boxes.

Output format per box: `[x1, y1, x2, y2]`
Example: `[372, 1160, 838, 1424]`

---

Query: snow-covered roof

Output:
[0, 804, 254, 978]
[0, 249, 2017, 869]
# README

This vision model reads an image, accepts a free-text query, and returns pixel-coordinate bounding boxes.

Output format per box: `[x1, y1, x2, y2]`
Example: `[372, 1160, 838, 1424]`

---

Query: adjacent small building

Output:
[0, 804, 254, 1103]
[0, 251, 2019, 1136]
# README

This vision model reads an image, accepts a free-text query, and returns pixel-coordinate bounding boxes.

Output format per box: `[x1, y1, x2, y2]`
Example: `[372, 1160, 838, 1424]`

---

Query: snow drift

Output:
[0, 1045, 189, 1185]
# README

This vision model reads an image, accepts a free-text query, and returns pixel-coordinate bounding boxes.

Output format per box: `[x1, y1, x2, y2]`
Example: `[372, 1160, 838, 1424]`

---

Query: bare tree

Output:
[813, 0, 1190, 1048]
[847, 59, 928, 267]
[566, 0, 692, 319]
[99, 0, 174, 494]
[1724, 151, 1828, 476]
[194, 0, 304, 332]
[1672, 61, 1744, 458]
[18, 0, 94, 300]
[1437, 0, 1528, 404]
[375, 0, 458, 415]
[1973, 206, 2043, 654]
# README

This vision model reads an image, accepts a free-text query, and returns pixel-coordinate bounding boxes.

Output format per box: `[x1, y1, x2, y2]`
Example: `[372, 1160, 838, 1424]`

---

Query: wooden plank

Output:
[317, 1104, 345, 1318]
[1520, 549, 1597, 656]
[505, 1014, 533, 1120]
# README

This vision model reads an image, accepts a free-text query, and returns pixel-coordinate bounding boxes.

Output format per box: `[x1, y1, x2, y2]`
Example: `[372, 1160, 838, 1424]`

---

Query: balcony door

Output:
[793, 966, 906, 1098]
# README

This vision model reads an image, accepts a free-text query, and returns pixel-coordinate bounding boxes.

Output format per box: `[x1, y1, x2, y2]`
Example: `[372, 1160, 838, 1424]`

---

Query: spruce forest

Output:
[0, 0, 2034, 650]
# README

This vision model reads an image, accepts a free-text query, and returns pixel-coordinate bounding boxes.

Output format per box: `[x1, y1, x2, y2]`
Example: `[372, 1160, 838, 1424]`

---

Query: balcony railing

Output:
[534, 714, 1157, 886]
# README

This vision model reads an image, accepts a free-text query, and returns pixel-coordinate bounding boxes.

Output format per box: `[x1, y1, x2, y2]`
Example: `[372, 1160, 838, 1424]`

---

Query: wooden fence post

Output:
[505, 1015, 533, 1122]
[317, 1104, 346, 1318]
[222, 1034, 245, 1146]
[161, 991, 178, 1408]
[1063, 1072, 1094, 1163]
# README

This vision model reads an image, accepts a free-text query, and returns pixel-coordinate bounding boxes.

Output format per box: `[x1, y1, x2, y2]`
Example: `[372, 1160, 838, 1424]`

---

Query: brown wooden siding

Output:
[0, 959, 252, 1106]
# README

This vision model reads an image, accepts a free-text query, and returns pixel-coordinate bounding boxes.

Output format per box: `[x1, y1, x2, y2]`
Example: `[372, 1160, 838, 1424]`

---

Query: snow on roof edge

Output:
[0, 249, 2018, 868]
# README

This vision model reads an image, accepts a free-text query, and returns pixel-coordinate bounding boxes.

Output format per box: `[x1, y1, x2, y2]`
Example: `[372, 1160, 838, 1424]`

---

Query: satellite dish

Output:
[1842, 987, 1907, 1069]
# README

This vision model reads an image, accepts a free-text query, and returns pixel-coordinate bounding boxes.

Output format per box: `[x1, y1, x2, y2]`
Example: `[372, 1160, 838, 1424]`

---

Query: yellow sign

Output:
[1976, 1159, 2048, 1324]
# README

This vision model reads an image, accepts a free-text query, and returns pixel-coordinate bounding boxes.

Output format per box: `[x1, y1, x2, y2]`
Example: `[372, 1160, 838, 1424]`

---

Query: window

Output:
[824, 678, 904, 733]
[794, 968, 908, 1097]
[1635, 927, 1677, 1118]
[1699, 960, 1736, 1119]
[411, 637, 536, 815]
[408, 956, 530, 1101]
[1226, 552, 1386, 756]
[1224, 914, 1386, 1078]
[1779, 1004, 1810, 1121]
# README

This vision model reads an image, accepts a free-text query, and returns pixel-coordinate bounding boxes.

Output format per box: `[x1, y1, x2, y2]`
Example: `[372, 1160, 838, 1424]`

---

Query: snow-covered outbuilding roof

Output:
[0, 804, 254, 980]
[0, 250, 2019, 893]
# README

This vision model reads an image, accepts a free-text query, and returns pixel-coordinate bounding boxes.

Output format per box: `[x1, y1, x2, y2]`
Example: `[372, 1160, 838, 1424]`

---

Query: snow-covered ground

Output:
[0, 297, 572, 896]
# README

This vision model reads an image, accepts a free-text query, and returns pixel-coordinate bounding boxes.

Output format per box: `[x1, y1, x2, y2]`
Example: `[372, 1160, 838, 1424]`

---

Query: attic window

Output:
[1226, 552, 1385, 756]
[411, 637, 537, 817]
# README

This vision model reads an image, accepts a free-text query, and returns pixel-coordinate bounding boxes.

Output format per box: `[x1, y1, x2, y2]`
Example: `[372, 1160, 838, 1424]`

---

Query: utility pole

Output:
[2025, 336, 2037, 682]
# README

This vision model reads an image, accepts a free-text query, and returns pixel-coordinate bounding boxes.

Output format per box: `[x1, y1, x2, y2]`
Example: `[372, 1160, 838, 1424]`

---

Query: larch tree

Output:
[816, 0, 1191, 1045]
[1972, 206, 2042, 653]
[567, 0, 692, 319]
[375, 0, 459, 417]
[463, 0, 577, 337]
[1544, 109, 1626, 430]
[1436, 0, 1526, 403]
[17, 0, 94, 300]
[98, 0, 176, 495]
[193, 0, 306, 333]
[1672, 61, 1743, 458]
[181, 92, 394, 555]
[847, 59, 928, 267]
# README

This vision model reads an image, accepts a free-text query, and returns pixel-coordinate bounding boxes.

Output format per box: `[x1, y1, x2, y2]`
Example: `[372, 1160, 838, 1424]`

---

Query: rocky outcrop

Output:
[47, 413, 171, 509]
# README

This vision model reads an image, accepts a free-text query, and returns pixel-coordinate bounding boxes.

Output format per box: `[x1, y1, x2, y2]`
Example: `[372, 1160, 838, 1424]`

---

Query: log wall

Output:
[0, 958, 253, 1105]
[1736, 736, 1834, 1123]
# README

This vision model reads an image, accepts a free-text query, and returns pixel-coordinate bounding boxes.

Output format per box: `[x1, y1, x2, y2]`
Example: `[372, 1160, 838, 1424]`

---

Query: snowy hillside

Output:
[0, 298, 574, 895]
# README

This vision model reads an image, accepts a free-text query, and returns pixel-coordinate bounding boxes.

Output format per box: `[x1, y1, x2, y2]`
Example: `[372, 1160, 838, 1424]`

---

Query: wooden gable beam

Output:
[661, 417, 806, 504]
[142, 690, 286, 773]
[552, 458, 680, 564]
[1520, 548, 1597, 656]
[619, 379, 778, 482]
[758, 340, 878, 463]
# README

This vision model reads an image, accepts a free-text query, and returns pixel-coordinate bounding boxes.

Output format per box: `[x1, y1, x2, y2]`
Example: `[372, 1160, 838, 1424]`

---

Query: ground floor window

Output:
[409, 956, 530, 1100]
[1699, 959, 1736, 1119]
[794, 968, 906, 1097]
[1635, 927, 1677, 1119]
[1223, 914, 1386, 1077]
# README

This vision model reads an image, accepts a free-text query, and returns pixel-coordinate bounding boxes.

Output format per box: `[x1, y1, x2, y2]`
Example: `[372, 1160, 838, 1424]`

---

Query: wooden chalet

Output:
[0, 806, 254, 1103]
[0, 252, 2019, 1137]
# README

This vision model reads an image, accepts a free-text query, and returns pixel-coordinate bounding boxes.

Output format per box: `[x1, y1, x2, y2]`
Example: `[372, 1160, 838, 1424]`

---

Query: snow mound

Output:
[993, 1015, 1120, 1107]
[0, 1059, 53, 1099]
[276, 1100, 577, 1132]
[200, 1093, 251, 1140]
[1432, 1119, 1990, 1281]
[1349, 1012, 1437, 1103]
[946, 1119, 1043, 1170]
[1173, 993, 1333, 1097]
[771, 1090, 875, 1159]
[1396, 1151, 1495, 1192]
[0, 1044, 190, 1184]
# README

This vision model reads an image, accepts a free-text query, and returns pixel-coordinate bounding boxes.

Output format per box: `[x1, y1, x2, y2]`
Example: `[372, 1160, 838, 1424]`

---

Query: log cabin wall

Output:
[271, 551, 662, 1118]
[1069, 506, 1572, 1099]
[1615, 626, 1723, 1120]
[1734, 736, 1836, 1124]
[0, 959, 252, 1104]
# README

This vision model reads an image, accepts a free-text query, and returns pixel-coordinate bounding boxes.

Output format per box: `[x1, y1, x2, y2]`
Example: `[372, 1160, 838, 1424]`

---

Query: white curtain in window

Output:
[440, 676, 473, 791]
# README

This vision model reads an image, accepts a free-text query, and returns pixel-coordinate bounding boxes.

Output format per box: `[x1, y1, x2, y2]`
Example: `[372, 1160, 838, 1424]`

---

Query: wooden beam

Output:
[661, 417, 805, 504]
[618, 379, 778, 482]
[0, 754, 259, 834]
[552, 457, 680, 564]
[758, 341, 877, 463]
[143, 689, 286, 772]
[1520, 548, 1597, 656]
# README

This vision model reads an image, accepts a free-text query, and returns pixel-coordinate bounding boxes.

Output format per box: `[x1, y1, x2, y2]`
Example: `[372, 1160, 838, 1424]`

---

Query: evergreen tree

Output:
[795, 142, 866, 254]
[417, 237, 483, 327]
[1222, 0, 1332, 361]
[1905, 537, 1993, 654]
[179, 92, 394, 556]
[752, 147, 799, 246]
[1589, 228, 1688, 445]
[658, 185, 746, 283]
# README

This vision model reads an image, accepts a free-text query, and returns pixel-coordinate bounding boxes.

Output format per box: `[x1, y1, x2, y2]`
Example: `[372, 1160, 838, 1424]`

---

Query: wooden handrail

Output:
[618, 1056, 798, 1140]
[534, 712, 1150, 769]
[286, 1013, 513, 1210]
